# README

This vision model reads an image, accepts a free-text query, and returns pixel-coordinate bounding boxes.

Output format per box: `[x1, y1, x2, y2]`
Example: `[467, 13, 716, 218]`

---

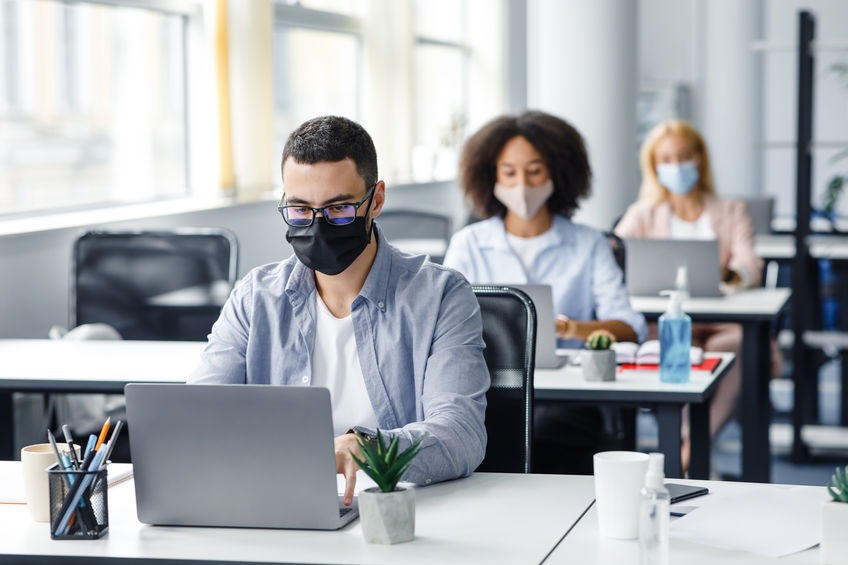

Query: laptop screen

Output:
[624, 239, 722, 298]
[125, 383, 358, 530]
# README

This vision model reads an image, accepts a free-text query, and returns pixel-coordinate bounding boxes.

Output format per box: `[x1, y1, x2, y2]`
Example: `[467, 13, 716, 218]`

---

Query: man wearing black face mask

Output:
[189, 116, 489, 506]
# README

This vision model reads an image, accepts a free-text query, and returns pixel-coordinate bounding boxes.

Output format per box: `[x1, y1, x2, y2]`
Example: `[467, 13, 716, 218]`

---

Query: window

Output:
[412, 0, 468, 181]
[0, 0, 195, 216]
[272, 2, 362, 181]
[271, 0, 504, 186]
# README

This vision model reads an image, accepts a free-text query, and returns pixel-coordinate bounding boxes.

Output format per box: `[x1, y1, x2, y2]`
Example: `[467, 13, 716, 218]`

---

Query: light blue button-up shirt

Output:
[443, 215, 648, 347]
[188, 225, 489, 486]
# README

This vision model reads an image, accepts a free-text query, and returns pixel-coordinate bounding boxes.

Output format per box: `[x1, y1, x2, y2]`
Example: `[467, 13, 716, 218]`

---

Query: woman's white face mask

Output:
[494, 179, 554, 219]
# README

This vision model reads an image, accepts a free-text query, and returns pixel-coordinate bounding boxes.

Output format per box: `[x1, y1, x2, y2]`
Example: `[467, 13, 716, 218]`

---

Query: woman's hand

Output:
[555, 315, 575, 339]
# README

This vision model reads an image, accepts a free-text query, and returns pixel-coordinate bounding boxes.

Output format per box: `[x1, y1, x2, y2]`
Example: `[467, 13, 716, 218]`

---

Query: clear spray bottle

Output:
[639, 452, 670, 565]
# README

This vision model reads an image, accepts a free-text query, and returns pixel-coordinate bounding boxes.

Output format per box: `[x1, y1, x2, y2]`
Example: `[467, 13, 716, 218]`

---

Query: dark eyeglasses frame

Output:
[278, 184, 376, 227]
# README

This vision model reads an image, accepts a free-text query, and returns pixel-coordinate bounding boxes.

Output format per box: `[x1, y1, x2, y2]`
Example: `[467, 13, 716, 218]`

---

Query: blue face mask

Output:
[656, 160, 699, 195]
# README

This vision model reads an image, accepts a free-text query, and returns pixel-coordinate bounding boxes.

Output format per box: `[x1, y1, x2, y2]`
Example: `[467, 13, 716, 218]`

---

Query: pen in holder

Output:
[48, 463, 109, 539]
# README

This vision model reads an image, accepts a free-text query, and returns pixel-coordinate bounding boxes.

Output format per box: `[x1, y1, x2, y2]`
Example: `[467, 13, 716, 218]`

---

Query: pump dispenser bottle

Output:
[639, 452, 670, 565]
[658, 290, 691, 383]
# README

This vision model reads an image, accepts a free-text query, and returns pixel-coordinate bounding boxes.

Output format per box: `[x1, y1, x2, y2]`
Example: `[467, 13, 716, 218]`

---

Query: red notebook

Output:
[618, 357, 720, 372]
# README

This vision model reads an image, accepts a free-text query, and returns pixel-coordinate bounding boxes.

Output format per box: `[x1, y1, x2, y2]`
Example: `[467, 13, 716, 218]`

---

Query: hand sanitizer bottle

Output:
[639, 452, 670, 565]
[674, 265, 690, 302]
[658, 290, 691, 383]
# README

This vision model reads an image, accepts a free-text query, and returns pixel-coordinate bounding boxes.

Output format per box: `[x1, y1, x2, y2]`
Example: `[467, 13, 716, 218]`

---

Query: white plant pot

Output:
[821, 501, 848, 564]
[358, 486, 415, 545]
[582, 350, 616, 382]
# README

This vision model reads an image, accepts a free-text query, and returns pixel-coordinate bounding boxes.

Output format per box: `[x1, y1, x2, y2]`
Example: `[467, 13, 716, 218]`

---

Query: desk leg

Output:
[0, 393, 13, 460]
[689, 402, 710, 479]
[741, 320, 771, 483]
[655, 405, 683, 479]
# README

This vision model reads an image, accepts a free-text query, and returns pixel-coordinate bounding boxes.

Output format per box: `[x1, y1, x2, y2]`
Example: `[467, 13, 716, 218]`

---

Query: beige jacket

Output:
[614, 196, 763, 287]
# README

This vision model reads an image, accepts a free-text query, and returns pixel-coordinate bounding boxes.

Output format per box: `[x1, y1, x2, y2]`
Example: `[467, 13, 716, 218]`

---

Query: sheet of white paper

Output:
[0, 466, 25, 504]
[670, 484, 826, 558]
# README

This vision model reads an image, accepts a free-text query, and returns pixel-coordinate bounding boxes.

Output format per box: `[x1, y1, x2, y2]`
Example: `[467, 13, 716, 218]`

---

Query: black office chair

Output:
[472, 285, 536, 473]
[71, 228, 239, 341]
[376, 210, 452, 264]
[604, 231, 626, 277]
[53, 229, 239, 461]
[603, 232, 637, 449]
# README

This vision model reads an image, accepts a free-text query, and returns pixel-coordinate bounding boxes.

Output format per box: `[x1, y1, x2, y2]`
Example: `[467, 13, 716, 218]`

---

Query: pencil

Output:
[94, 417, 111, 452]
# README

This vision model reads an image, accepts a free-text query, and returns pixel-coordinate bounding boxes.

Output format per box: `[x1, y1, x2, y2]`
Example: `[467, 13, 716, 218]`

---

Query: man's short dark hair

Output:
[282, 116, 378, 188]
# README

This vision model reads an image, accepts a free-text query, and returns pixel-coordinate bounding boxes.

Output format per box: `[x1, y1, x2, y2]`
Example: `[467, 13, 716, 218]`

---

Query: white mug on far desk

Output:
[21, 443, 79, 522]
[593, 451, 649, 540]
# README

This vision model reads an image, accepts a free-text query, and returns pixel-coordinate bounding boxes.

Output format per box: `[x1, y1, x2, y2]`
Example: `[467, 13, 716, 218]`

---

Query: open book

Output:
[611, 340, 704, 365]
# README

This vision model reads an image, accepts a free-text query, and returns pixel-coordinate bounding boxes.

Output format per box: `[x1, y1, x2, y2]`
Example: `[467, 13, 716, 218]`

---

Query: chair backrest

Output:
[472, 285, 536, 473]
[376, 209, 452, 263]
[71, 228, 239, 341]
[605, 231, 626, 278]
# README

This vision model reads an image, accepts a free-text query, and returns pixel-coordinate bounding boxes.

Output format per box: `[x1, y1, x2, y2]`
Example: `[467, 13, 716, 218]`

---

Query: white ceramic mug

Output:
[593, 450, 650, 539]
[21, 443, 79, 522]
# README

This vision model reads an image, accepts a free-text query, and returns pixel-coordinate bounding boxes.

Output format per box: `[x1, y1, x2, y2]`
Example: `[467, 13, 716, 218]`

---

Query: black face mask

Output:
[286, 216, 373, 275]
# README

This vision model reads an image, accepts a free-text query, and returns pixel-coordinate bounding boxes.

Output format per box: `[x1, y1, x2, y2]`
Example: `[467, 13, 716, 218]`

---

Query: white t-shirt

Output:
[669, 211, 715, 240]
[506, 230, 553, 275]
[311, 294, 378, 437]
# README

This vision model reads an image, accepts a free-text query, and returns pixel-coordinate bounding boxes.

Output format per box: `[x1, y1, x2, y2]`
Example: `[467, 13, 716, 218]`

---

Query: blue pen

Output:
[82, 434, 97, 461]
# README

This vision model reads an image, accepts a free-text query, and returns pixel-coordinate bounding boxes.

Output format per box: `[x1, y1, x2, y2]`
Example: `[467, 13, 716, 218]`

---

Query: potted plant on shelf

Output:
[821, 465, 848, 564]
[352, 430, 425, 545]
[582, 330, 617, 382]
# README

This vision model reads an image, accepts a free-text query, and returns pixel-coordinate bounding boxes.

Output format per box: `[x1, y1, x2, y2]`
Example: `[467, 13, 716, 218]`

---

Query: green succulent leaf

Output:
[350, 431, 426, 492]
[826, 466, 848, 503]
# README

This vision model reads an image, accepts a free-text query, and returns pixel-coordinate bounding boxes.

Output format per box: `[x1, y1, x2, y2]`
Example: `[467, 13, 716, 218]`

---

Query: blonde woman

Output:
[615, 119, 766, 471]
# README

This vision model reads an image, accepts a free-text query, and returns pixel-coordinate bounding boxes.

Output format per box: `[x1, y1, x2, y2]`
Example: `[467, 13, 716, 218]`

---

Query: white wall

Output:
[0, 201, 283, 339]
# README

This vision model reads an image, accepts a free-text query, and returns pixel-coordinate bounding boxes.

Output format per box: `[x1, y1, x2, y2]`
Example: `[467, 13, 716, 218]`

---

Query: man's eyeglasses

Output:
[278, 184, 376, 227]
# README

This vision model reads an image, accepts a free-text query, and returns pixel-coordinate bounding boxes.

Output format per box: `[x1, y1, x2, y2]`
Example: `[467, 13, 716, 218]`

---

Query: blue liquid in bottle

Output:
[659, 291, 691, 384]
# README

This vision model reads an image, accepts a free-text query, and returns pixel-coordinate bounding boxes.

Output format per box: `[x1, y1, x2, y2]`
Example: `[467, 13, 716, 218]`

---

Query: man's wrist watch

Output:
[347, 428, 378, 450]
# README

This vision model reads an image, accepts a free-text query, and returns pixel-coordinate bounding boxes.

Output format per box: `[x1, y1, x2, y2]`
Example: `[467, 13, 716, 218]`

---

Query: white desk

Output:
[0, 339, 203, 460]
[0, 340, 204, 393]
[755, 233, 848, 261]
[0, 462, 595, 565]
[631, 288, 791, 483]
[545, 479, 825, 564]
[535, 354, 735, 480]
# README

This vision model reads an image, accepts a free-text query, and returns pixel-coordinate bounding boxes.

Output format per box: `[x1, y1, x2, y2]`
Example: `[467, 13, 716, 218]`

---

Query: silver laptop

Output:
[511, 283, 570, 368]
[625, 239, 722, 298]
[125, 383, 359, 530]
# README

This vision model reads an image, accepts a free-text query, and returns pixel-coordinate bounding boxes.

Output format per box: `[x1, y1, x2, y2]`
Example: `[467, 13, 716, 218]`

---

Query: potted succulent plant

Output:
[582, 330, 617, 382]
[821, 465, 848, 564]
[351, 430, 425, 545]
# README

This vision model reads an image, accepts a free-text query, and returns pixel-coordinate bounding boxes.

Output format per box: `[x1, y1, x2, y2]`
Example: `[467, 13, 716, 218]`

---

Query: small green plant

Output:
[351, 430, 425, 493]
[585, 330, 616, 350]
[827, 465, 848, 503]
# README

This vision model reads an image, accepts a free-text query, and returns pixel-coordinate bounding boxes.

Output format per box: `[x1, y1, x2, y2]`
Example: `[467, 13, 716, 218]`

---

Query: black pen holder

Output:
[48, 464, 109, 539]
